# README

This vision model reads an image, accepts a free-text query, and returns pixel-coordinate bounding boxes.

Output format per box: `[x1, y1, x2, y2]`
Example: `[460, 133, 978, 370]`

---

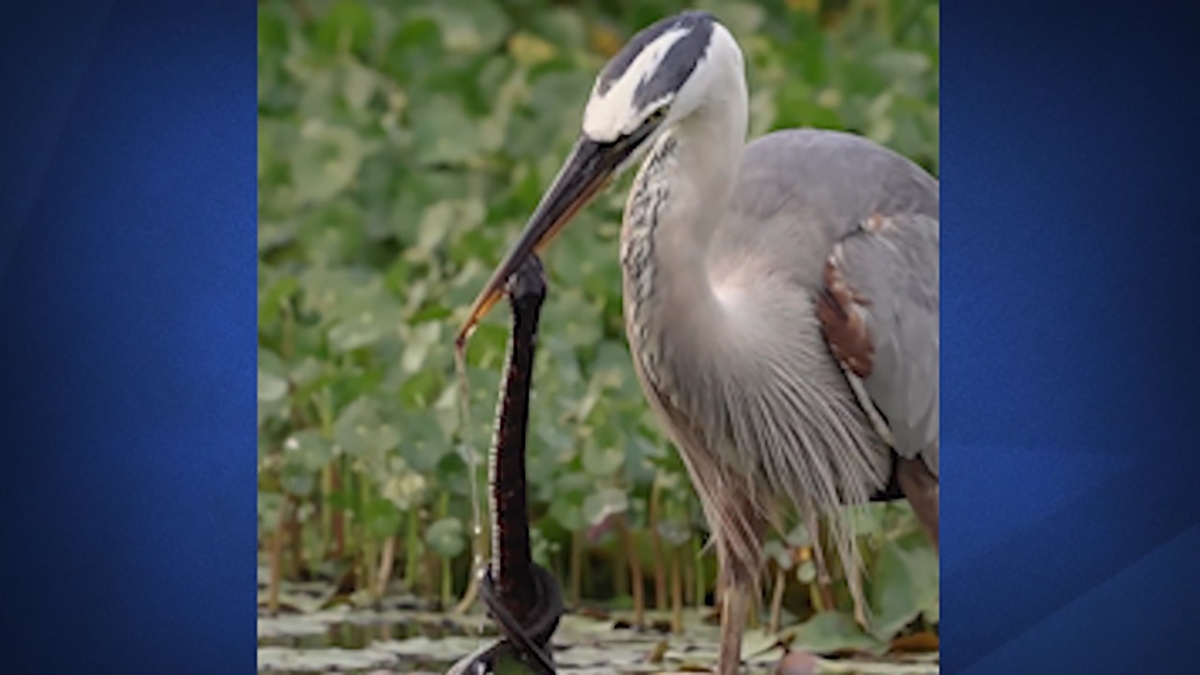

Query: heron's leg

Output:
[675, 451, 764, 674]
[717, 574, 750, 675]
[710, 491, 766, 675]
[715, 527, 761, 674]
[848, 557, 868, 628]
[898, 457, 938, 549]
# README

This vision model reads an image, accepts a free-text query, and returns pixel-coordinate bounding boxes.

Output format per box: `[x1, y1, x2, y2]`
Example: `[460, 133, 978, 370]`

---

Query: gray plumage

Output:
[622, 124, 938, 610]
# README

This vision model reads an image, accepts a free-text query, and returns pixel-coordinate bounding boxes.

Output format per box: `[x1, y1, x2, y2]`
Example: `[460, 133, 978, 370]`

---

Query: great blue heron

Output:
[460, 11, 938, 673]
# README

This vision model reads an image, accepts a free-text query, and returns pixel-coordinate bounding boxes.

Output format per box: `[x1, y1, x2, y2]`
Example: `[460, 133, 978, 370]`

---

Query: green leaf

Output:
[790, 612, 886, 656]
[284, 429, 333, 473]
[763, 540, 793, 570]
[258, 6, 288, 51]
[281, 465, 315, 498]
[796, 559, 816, 584]
[581, 487, 629, 526]
[328, 303, 402, 353]
[397, 411, 449, 473]
[549, 496, 584, 532]
[379, 470, 428, 511]
[416, 0, 509, 55]
[410, 97, 482, 166]
[425, 517, 466, 558]
[292, 121, 372, 203]
[258, 370, 288, 402]
[314, 0, 374, 54]
[508, 32, 557, 67]
[870, 50, 932, 83]
[365, 494, 404, 538]
[342, 59, 376, 110]
[784, 522, 813, 548]
[398, 368, 440, 409]
[333, 398, 400, 458]
[289, 357, 325, 391]
[868, 530, 940, 639]
[259, 274, 298, 326]
[582, 442, 623, 477]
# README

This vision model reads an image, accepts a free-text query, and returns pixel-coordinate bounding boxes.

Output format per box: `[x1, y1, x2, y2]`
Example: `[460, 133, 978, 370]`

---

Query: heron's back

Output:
[713, 128, 937, 289]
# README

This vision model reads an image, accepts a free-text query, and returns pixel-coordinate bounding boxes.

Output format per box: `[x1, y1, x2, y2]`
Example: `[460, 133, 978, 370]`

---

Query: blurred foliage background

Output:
[258, 0, 938, 647]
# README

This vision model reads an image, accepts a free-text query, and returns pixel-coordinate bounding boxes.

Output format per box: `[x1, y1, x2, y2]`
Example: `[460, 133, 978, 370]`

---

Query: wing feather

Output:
[820, 212, 939, 475]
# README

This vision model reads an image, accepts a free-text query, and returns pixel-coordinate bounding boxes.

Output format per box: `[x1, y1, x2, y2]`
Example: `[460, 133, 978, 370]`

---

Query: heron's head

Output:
[459, 11, 743, 339]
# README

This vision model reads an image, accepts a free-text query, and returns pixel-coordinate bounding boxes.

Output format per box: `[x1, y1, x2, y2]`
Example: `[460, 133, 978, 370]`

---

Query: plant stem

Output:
[267, 496, 293, 614]
[570, 530, 583, 607]
[438, 491, 452, 608]
[280, 303, 295, 360]
[683, 539, 695, 607]
[451, 566, 479, 614]
[376, 535, 396, 598]
[363, 536, 378, 598]
[331, 462, 345, 560]
[404, 508, 420, 590]
[357, 472, 371, 593]
[614, 523, 628, 599]
[768, 566, 786, 634]
[320, 465, 331, 558]
[648, 476, 667, 610]
[288, 500, 304, 578]
[618, 516, 644, 628]
[805, 512, 837, 612]
[317, 390, 343, 563]
[670, 546, 683, 634]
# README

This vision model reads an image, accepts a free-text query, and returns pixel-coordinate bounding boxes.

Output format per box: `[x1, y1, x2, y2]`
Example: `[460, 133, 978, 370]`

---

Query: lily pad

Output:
[257, 645, 398, 672]
[789, 612, 887, 656]
[375, 635, 487, 660]
[257, 614, 337, 640]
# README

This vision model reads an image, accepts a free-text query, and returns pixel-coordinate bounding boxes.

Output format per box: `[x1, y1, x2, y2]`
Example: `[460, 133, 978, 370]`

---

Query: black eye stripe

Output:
[588, 106, 668, 156]
[644, 105, 669, 126]
[635, 110, 666, 138]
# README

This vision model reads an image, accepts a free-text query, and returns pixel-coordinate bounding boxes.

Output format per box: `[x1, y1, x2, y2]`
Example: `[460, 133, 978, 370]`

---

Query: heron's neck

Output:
[664, 96, 747, 248]
[622, 86, 747, 351]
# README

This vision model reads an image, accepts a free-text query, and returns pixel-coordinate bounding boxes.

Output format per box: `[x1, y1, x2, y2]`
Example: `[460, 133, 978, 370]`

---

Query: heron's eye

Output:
[613, 106, 669, 149]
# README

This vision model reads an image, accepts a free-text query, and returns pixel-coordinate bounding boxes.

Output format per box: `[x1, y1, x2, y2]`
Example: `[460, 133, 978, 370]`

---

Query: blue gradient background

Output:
[0, 1, 255, 673]
[0, 0, 1197, 673]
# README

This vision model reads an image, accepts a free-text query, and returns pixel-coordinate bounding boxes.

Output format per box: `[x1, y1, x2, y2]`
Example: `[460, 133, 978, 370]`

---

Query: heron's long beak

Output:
[457, 132, 647, 343]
